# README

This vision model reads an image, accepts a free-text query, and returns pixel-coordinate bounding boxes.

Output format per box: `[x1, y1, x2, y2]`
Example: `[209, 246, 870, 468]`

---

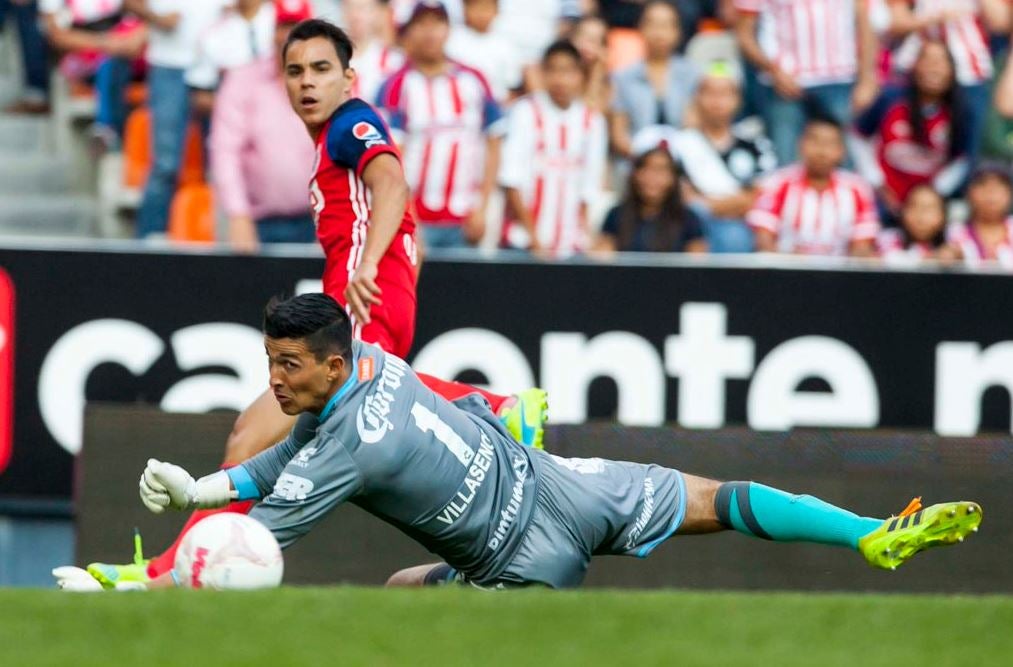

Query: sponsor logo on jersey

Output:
[356, 355, 408, 443]
[272, 472, 315, 502]
[623, 477, 656, 550]
[291, 445, 319, 469]
[352, 121, 387, 148]
[358, 357, 375, 382]
[487, 454, 528, 551]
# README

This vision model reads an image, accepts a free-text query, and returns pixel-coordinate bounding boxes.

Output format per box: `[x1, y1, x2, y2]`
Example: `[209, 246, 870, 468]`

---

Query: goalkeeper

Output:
[129, 293, 980, 589]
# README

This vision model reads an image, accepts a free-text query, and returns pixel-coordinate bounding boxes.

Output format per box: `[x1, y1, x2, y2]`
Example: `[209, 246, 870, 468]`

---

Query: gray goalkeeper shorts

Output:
[487, 451, 687, 589]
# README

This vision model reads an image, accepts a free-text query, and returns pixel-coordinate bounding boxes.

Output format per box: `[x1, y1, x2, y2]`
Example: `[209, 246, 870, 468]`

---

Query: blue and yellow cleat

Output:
[500, 388, 549, 450]
[858, 497, 982, 571]
[87, 528, 151, 590]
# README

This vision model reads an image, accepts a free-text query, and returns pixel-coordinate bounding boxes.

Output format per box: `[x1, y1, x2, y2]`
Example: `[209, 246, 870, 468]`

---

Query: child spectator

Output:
[500, 40, 607, 258]
[39, 0, 146, 150]
[446, 0, 524, 103]
[569, 13, 611, 114]
[947, 164, 1013, 269]
[676, 61, 776, 253]
[346, 0, 403, 104]
[854, 40, 970, 225]
[878, 183, 950, 264]
[377, 0, 503, 248]
[593, 142, 707, 253]
[611, 0, 700, 158]
[748, 117, 881, 257]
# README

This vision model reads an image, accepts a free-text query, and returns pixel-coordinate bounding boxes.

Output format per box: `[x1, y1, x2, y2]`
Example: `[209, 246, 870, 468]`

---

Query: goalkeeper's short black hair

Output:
[263, 293, 352, 363]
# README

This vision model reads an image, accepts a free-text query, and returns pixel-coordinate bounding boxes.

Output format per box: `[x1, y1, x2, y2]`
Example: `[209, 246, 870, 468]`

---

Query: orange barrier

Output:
[167, 183, 215, 242]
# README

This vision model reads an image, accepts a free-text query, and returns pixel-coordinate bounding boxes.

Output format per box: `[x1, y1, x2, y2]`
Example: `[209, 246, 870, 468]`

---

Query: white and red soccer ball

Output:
[174, 513, 284, 590]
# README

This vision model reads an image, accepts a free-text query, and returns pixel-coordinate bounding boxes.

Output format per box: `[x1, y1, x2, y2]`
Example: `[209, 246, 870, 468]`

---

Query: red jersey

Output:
[310, 98, 419, 355]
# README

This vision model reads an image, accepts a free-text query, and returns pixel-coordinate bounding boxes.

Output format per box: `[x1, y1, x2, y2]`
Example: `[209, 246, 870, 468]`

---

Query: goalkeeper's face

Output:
[265, 336, 346, 416]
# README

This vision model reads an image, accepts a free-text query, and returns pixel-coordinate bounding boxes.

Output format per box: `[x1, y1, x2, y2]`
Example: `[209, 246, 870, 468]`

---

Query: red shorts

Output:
[322, 232, 418, 359]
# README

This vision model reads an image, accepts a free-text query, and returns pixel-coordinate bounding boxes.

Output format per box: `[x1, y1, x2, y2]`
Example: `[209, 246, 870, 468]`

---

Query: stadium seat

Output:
[607, 28, 646, 72]
[122, 107, 205, 191]
[167, 183, 215, 242]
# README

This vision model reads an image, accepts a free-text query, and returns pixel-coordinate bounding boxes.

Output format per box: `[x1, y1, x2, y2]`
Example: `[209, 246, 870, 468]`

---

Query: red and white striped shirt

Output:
[878, 227, 938, 264]
[948, 219, 1013, 268]
[499, 92, 607, 258]
[748, 165, 881, 255]
[351, 41, 404, 106]
[735, 0, 859, 86]
[891, 0, 993, 86]
[376, 61, 503, 225]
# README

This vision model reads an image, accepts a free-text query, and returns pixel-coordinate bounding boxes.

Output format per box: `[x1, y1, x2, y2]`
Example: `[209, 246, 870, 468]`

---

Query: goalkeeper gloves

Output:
[139, 459, 234, 513]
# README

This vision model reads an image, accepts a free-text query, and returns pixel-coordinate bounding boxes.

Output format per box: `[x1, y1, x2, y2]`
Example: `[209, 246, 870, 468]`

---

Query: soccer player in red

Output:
[85, 11, 547, 588]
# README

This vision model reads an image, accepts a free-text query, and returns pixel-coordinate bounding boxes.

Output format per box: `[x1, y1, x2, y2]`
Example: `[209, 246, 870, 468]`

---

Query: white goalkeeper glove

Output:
[139, 458, 234, 514]
[51, 566, 146, 592]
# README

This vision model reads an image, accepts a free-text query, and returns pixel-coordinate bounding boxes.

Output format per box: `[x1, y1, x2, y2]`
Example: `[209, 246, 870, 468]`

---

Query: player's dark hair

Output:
[282, 19, 355, 69]
[542, 40, 583, 71]
[803, 113, 844, 138]
[263, 293, 352, 363]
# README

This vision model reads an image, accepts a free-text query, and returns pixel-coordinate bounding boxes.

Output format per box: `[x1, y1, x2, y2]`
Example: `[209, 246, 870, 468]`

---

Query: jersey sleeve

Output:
[581, 113, 608, 204]
[498, 101, 535, 189]
[325, 103, 400, 178]
[850, 179, 881, 241]
[248, 432, 364, 550]
[746, 174, 787, 234]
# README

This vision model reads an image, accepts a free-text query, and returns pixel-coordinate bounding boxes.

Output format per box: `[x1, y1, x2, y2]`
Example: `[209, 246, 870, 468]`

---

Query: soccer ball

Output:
[174, 513, 284, 590]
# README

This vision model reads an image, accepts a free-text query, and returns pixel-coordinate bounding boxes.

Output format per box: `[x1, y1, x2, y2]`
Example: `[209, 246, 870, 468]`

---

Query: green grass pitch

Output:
[2, 587, 1011, 666]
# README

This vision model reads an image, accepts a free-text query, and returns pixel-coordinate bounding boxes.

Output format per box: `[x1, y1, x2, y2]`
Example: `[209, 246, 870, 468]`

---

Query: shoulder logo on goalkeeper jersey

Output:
[353, 121, 386, 148]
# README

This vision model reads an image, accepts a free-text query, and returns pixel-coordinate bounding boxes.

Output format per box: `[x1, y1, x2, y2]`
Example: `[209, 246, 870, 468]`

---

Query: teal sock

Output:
[714, 482, 883, 549]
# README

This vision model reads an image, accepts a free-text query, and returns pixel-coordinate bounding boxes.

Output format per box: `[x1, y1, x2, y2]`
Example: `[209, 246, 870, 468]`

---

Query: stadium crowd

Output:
[5, 0, 1013, 268]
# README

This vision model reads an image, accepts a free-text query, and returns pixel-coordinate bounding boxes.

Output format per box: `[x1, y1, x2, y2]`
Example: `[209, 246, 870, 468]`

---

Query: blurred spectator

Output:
[346, 0, 403, 103]
[39, 0, 146, 150]
[888, 0, 1011, 165]
[984, 36, 1013, 162]
[209, 0, 315, 252]
[674, 60, 775, 253]
[446, 0, 523, 102]
[494, 0, 580, 69]
[1, 0, 51, 113]
[853, 40, 970, 225]
[599, 0, 722, 41]
[186, 0, 276, 96]
[377, 0, 503, 248]
[500, 40, 607, 257]
[878, 183, 951, 263]
[593, 143, 707, 253]
[946, 163, 1013, 268]
[748, 117, 880, 256]
[569, 12, 611, 113]
[128, 0, 230, 238]
[611, 0, 699, 158]
[734, 0, 879, 165]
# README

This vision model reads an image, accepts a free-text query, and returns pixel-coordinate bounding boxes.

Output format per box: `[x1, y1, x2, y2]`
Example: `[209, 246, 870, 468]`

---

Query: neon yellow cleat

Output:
[858, 497, 982, 571]
[499, 388, 549, 450]
[87, 528, 151, 590]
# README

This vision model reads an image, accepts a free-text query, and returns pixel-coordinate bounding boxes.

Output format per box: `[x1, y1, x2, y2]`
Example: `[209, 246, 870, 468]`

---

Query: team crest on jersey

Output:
[352, 121, 387, 148]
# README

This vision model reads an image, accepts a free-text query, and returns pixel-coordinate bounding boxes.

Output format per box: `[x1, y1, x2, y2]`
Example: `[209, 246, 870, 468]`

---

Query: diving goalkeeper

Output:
[134, 293, 980, 589]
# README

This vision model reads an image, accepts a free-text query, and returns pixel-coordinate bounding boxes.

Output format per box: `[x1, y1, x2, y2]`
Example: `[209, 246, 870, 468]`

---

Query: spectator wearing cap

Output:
[446, 0, 524, 103]
[593, 140, 707, 253]
[376, 0, 504, 249]
[674, 61, 776, 253]
[126, 0, 232, 238]
[734, 0, 880, 166]
[853, 40, 970, 226]
[946, 164, 1013, 269]
[346, 0, 404, 104]
[499, 40, 608, 258]
[0, 0, 51, 114]
[610, 0, 700, 158]
[39, 0, 146, 150]
[209, 0, 315, 252]
[887, 0, 1011, 166]
[748, 116, 881, 256]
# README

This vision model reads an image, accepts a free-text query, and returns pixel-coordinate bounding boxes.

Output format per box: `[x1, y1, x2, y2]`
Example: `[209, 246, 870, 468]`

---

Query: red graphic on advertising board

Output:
[0, 267, 13, 474]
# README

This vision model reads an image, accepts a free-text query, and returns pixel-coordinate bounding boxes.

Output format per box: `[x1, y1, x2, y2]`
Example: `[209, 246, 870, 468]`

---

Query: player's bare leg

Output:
[385, 563, 453, 587]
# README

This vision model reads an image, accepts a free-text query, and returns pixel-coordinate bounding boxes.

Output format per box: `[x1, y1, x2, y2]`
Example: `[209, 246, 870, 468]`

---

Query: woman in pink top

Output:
[947, 164, 1013, 269]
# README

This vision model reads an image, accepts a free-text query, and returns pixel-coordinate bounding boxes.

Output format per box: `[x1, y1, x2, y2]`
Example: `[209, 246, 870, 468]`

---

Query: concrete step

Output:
[0, 75, 16, 106]
[0, 114, 48, 153]
[0, 195, 96, 237]
[0, 154, 75, 194]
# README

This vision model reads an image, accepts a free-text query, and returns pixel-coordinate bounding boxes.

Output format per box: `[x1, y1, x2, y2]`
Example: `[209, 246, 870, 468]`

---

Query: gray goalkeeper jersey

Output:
[242, 341, 537, 584]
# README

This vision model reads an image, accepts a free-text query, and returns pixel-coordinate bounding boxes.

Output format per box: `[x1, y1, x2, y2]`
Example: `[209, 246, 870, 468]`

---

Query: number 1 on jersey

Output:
[411, 402, 474, 468]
